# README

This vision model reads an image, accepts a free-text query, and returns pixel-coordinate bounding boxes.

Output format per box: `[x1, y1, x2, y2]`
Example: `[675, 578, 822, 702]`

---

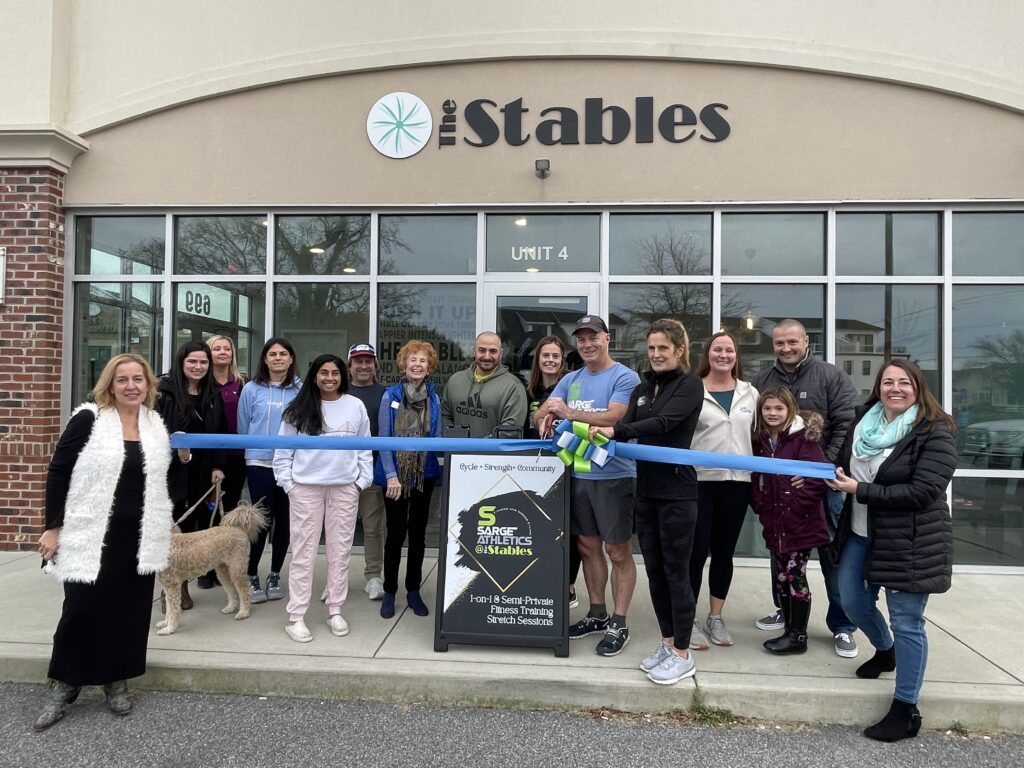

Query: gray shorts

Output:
[571, 477, 635, 545]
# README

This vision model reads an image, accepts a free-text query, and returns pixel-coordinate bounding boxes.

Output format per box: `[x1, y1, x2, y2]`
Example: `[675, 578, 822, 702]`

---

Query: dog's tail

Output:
[219, 503, 269, 543]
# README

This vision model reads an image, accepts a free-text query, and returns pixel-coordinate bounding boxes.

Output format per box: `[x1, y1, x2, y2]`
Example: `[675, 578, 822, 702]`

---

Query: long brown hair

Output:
[527, 336, 566, 399]
[696, 330, 744, 380]
[647, 318, 690, 373]
[754, 386, 799, 436]
[865, 359, 956, 434]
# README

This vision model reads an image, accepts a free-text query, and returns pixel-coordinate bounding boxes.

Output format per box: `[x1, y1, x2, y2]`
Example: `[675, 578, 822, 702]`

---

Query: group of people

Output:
[35, 317, 957, 743]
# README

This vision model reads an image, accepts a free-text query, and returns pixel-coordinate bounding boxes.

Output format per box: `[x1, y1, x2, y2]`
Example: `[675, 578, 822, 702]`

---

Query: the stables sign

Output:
[367, 91, 730, 158]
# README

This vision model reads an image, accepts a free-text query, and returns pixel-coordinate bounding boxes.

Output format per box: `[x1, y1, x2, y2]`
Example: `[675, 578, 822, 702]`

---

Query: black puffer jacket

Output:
[613, 368, 703, 500]
[832, 407, 957, 593]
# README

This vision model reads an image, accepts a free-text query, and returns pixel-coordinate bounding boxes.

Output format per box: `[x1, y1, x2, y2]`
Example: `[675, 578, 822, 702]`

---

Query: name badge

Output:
[391, 400, 400, 410]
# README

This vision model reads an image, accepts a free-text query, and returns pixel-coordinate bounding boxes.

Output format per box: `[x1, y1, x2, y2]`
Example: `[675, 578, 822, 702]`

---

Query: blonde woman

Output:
[207, 335, 247, 515]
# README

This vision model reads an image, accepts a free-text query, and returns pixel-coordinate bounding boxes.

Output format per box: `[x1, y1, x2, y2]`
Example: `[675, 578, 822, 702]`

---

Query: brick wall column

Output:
[0, 167, 66, 550]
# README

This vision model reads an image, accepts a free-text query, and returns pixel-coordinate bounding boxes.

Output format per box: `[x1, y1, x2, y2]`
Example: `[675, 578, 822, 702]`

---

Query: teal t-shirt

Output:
[709, 389, 734, 413]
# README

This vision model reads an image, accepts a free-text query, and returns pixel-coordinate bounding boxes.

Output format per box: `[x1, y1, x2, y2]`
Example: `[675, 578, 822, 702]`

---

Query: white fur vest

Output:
[46, 403, 174, 583]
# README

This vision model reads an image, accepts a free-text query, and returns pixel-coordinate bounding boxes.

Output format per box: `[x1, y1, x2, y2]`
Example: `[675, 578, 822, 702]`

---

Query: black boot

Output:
[863, 698, 922, 742]
[765, 597, 809, 655]
[857, 646, 897, 679]
[762, 595, 791, 653]
[33, 680, 80, 732]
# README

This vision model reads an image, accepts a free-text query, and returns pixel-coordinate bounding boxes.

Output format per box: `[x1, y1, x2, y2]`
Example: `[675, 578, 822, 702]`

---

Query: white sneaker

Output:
[364, 577, 385, 601]
[320, 586, 329, 603]
[328, 614, 350, 637]
[285, 619, 313, 643]
[647, 651, 696, 685]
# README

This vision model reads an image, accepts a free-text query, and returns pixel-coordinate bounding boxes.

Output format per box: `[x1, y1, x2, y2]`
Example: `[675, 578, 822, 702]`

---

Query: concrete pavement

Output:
[3, 550, 1023, 732]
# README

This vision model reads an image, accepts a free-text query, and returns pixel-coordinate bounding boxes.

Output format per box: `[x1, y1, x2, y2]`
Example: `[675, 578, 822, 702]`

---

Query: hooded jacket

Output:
[751, 412, 831, 553]
[236, 376, 302, 463]
[752, 351, 858, 464]
[831, 406, 957, 593]
[441, 363, 528, 438]
[691, 379, 759, 482]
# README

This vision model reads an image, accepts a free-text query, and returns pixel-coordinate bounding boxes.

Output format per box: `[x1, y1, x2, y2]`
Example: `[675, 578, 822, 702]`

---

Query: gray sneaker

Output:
[834, 631, 859, 658]
[646, 651, 696, 685]
[364, 576, 385, 601]
[249, 575, 267, 604]
[689, 620, 709, 650]
[265, 572, 285, 601]
[705, 614, 733, 646]
[640, 640, 672, 672]
[755, 608, 784, 631]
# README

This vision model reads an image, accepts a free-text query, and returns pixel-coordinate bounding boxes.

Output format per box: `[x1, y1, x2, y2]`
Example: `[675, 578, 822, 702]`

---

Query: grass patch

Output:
[690, 704, 735, 727]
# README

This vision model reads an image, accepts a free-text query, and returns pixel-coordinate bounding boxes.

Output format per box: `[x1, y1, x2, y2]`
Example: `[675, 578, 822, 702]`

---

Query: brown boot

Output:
[33, 680, 80, 732]
[181, 581, 193, 611]
[103, 680, 132, 716]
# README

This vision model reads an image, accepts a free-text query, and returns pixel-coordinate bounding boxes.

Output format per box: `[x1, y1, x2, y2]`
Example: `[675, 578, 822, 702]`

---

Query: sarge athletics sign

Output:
[435, 453, 570, 656]
[368, 91, 730, 158]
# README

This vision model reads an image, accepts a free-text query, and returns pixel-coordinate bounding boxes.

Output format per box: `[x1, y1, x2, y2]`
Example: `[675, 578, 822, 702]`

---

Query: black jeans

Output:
[635, 495, 698, 650]
[246, 466, 290, 576]
[690, 480, 751, 601]
[220, 454, 247, 514]
[383, 480, 435, 594]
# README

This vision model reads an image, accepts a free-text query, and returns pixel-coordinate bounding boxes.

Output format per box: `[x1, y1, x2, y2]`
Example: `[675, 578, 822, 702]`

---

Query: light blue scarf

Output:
[853, 401, 919, 458]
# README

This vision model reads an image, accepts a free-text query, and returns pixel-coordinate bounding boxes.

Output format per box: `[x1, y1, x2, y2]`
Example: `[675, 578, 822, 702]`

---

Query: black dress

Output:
[47, 432, 155, 686]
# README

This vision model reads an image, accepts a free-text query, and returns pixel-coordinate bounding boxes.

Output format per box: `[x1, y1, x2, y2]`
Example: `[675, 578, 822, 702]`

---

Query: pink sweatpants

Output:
[285, 482, 361, 621]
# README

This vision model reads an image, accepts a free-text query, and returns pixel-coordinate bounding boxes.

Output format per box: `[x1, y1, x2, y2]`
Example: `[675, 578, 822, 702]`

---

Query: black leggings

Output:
[246, 466, 290, 576]
[383, 481, 435, 594]
[636, 496, 698, 650]
[690, 481, 751, 602]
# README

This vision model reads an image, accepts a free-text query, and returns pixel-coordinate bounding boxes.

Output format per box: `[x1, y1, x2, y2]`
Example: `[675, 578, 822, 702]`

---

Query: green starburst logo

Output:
[366, 92, 433, 159]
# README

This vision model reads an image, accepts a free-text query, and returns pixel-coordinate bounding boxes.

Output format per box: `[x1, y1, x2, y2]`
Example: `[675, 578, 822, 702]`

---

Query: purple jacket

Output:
[751, 412, 830, 554]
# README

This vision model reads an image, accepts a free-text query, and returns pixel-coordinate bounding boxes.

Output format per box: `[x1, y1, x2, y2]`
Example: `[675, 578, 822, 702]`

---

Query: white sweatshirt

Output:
[273, 395, 373, 493]
[691, 379, 759, 483]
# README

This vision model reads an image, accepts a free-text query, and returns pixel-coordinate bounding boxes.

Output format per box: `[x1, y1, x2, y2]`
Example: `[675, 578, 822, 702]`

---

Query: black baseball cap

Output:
[572, 315, 609, 335]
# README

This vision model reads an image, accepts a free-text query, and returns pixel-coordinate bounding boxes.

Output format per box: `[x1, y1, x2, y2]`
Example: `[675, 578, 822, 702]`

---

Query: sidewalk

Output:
[3, 549, 1022, 732]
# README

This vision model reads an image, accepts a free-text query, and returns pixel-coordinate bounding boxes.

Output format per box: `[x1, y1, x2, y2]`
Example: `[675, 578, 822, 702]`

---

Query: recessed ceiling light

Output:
[526, 267, 539, 273]
[309, 247, 325, 254]
[514, 217, 527, 226]
[261, 220, 269, 227]
[343, 267, 356, 274]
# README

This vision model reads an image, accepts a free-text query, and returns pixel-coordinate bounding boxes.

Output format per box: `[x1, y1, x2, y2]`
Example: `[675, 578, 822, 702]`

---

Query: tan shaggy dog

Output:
[156, 504, 267, 635]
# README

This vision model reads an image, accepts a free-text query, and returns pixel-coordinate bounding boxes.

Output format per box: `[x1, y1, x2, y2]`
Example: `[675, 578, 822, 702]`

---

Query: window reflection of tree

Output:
[176, 216, 267, 274]
[276, 216, 374, 275]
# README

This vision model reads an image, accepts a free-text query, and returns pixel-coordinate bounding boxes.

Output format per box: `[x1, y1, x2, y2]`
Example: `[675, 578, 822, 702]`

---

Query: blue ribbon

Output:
[172, 433, 836, 479]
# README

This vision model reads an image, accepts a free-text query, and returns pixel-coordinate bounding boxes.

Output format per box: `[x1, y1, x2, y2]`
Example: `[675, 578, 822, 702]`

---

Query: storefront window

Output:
[836, 213, 940, 276]
[276, 215, 369, 275]
[609, 214, 711, 275]
[835, 285, 941, 397]
[720, 285, 825, 376]
[377, 283, 476, 390]
[175, 216, 267, 275]
[486, 214, 599, 273]
[721, 213, 825, 276]
[173, 282, 265, 377]
[75, 216, 165, 275]
[953, 212, 1024, 276]
[380, 215, 476, 275]
[607, 284, 712, 372]
[952, 478, 1024, 567]
[275, 283, 370, 372]
[72, 282, 163, 403]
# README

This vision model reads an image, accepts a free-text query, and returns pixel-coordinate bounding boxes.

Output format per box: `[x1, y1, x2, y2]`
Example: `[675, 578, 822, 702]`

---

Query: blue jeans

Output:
[838, 533, 930, 704]
[820, 490, 855, 635]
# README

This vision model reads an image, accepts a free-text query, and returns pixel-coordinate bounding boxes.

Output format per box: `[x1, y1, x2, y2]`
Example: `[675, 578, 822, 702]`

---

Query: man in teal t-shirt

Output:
[534, 315, 639, 657]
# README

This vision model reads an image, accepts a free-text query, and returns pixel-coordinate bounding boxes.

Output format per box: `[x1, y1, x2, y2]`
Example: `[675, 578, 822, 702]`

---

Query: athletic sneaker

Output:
[755, 608, 784, 631]
[640, 640, 672, 672]
[265, 572, 285, 601]
[647, 651, 696, 685]
[569, 614, 609, 639]
[568, 587, 580, 610]
[365, 577, 385, 601]
[595, 625, 630, 657]
[705, 614, 733, 646]
[249, 576, 267, 604]
[689, 620, 710, 651]
[834, 632, 859, 659]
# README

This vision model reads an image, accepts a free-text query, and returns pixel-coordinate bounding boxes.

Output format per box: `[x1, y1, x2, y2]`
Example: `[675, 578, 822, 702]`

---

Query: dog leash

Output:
[175, 480, 222, 529]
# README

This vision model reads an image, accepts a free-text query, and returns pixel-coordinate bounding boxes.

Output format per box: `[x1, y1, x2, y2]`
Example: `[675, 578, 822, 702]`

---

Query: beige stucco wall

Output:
[63, 59, 1024, 206]
[3, 0, 1023, 135]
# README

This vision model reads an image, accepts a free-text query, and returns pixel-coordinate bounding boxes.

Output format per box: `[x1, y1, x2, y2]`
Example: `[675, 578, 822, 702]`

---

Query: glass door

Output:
[482, 282, 600, 380]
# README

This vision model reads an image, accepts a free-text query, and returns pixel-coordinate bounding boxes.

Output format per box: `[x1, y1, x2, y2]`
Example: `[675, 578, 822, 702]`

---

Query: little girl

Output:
[274, 354, 372, 643]
[750, 386, 830, 655]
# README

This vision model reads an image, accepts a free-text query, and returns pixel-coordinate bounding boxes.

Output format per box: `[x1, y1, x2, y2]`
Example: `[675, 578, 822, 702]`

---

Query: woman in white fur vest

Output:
[34, 354, 174, 732]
